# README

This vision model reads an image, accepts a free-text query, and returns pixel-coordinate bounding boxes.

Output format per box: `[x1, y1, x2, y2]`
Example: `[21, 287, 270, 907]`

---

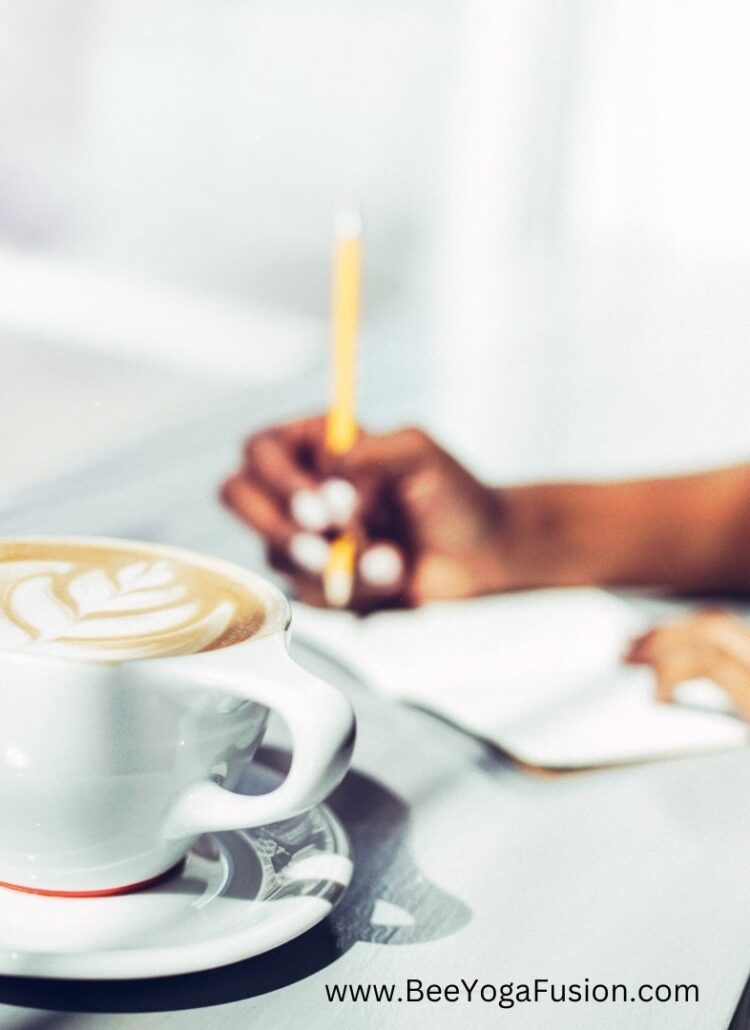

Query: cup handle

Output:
[135, 633, 355, 839]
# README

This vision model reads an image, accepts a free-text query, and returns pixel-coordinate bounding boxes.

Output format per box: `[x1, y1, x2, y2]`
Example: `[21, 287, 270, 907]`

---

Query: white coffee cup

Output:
[0, 537, 355, 896]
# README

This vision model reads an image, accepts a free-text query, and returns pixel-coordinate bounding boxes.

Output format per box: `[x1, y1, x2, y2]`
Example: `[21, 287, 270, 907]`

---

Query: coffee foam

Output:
[0, 541, 266, 661]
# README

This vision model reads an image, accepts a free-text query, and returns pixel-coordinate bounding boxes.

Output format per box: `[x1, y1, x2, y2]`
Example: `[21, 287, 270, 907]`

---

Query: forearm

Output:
[499, 465, 750, 592]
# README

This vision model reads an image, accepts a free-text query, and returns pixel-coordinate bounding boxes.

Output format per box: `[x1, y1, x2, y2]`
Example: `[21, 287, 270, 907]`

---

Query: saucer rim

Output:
[0, 800, 351, 981]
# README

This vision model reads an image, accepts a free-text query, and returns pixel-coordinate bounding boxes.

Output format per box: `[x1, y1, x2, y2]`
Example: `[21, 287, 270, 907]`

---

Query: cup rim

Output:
[0, 535, 291, 657]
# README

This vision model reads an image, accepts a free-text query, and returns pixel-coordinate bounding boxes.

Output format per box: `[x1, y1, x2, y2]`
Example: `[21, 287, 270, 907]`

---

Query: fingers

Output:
[697, 654, 750, 720]
[630, 610, 750, 722]
[320, 478, 358, 526]
[288, 532, 330, 575]
[243, 420, 364, 534]
[652, 647, 750, 719]
[232, 420, 441, 535]
[337, 426, 441, 478]
[289, 490, 331, 533]
[637, 611, 750, 668]
[270, 536, 409, 613]
[650, 648, 705, 703]
[359, 543, 406, 591]
[243, 428, 320, 500]
[221, 474, 296, 551]
[224, 417, 428, 609]
[289, 478, 358, 533]
[625, 630, 656, 664]
[692, 611, 750, 665]
[248, 414, 327, 460]
[320, 539, 409, 612]
[222, 474, 336, 582]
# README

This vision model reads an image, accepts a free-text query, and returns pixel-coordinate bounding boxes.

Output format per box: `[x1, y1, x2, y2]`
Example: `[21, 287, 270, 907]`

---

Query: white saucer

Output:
[0, 769, 352, 980]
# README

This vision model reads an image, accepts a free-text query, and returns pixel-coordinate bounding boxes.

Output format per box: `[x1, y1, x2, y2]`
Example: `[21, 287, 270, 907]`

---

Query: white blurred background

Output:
[2, 0, 750, 494]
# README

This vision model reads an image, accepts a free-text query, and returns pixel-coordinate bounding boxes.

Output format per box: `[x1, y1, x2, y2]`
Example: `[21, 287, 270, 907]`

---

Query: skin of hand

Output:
[222, 415, 750, 612]
[627, 611, 750, 724]
[221, 416, 516, 611]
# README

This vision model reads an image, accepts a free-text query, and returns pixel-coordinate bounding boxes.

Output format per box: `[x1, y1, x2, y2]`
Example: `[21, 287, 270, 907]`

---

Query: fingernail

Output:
[290, 489, 330, 532]
[359, 544, 404, 588]
[289, 533, 329, 574]
[321, 478, 357, 526]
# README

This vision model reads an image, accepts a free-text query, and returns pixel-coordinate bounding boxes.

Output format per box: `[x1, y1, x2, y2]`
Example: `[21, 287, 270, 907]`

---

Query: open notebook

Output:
[291, 589, 749, 769]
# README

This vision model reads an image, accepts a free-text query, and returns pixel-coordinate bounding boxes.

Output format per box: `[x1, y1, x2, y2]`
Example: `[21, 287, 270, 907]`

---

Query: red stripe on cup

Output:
[0, 861, 184, 898]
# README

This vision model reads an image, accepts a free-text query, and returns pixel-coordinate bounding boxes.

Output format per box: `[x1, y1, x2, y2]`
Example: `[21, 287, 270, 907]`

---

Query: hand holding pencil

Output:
[222, 405, 511, 610]
[222, 214, 513, 610]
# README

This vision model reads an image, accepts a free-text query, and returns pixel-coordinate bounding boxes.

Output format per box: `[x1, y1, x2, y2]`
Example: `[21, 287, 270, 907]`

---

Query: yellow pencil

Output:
[323, 206, 362, 607]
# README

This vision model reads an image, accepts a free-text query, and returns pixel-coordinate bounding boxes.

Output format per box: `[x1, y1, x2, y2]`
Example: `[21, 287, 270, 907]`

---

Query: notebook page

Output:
[291, 589, 749, 768]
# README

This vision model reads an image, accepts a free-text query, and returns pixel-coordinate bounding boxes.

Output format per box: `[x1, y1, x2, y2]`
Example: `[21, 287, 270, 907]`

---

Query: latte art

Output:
[0, 542, 266, 661]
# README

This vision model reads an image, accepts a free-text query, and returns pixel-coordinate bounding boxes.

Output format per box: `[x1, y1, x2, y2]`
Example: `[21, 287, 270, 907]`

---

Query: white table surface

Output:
[0, 370, 748, 1030]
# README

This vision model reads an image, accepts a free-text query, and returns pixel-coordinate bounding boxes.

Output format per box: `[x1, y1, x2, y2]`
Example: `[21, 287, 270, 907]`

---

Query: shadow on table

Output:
[0, 1016, 74, 1030]
[729, 967, 750, 1030]
[0, 747, 471, 1014]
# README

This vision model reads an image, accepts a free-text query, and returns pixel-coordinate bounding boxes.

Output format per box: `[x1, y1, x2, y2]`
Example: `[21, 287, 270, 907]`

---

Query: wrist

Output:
[462, 485, 562, 594]
[490, 486, 557, 590]
[492, 484, 616, 590]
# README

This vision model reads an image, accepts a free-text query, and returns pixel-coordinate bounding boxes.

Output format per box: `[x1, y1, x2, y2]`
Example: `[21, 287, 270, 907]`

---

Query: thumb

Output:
[336, 427, 435, 478]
